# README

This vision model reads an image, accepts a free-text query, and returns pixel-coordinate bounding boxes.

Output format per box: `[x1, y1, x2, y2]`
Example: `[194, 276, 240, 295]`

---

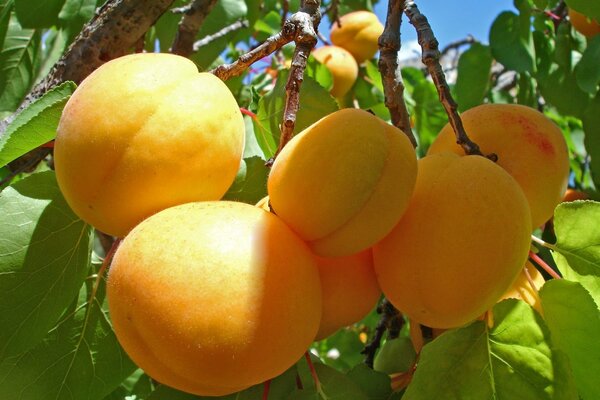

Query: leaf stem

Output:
[262, 379, 271, 400]
[529, 250, 561, 280]
[304, 351, 324, 395]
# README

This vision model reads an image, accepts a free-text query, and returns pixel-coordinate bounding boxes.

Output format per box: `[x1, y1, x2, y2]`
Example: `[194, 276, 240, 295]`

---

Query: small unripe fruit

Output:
[428, 104, 569, 228]
[268, 108, 418, 257]
[374, 152, 532, 329]
[107, 201, 321, 396]
[312, 45, 359, 98]
[569, 9, 600, 38]
[330, 11, 384, 64]
[54, 53, 245, 237]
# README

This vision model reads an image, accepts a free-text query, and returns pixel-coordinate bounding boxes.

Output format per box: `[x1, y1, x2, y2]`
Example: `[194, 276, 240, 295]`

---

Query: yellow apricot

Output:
[427, 104, 569, 228]
[54, 53, 245, 237]
[373, 152, 532, 329]
[312, 45, 359, 98]
[330, 11, 384, 64]
[268, 108, 417, 257]
[314, 249, 381, 340]
[501, 261, 545, 314]
[563, 188, 589, 202]
[107, 201, 322, 396]
[569, 9, 600, 38]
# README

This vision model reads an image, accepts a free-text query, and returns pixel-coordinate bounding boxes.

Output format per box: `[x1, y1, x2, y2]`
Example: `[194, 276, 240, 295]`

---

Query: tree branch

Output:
[193, 19, 249, 52]
[404, 0, 489, 158]
[171, 0, 218, 57]
[361, 299, 403, 368]
[378, 0, 417, 148]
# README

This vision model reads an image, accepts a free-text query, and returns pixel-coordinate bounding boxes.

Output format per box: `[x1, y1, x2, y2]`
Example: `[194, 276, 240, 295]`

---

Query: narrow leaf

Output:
[0, 171, 92, 358]
[540, 279, 600, 399]
[0, 81, 76, 167]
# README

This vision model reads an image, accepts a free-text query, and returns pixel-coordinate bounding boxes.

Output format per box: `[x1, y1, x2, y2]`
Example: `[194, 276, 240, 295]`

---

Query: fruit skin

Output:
[373, 152, 532, 329]
[107, 201, 322, 396]
[563, 188, 589, 202]
[500, 261, 545, 314]
[312, 45, 359, 98]
[268, 108, 417, 257]
[54, 53, 245, 237]
[569, 9, 600, 38]
[428, 103, 569, 228]
[330, 10, 384, 64]
[314, 249, 381, 340]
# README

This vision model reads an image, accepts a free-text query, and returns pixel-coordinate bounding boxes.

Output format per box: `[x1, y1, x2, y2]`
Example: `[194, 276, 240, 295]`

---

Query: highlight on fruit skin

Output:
[312, 45, 359, 98]
[268, 108, 418, 257]
[427, 103, 569, 229]
[569, 8, 600, 38]
[107, 201, 322, 396]
[374, 152, 532, 329]
[314, 249, 381, 340]
[54, 53, 245, 237]
[330, 10, 385, 64]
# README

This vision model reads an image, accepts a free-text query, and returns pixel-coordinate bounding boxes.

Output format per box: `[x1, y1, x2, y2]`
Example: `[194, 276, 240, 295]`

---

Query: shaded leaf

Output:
[538, 66, 590, 118]
[565, 0, 600, 21]
[14, 0, 65, 28]
[347, 364, 392, 400]
[222, 156, 268, 205]
[489, 11, 535, 73]
[540, 279, 600, 399]
[0, 171, 92, 358]
[583, 95, 600, 188]
[575, 35, 600, 94]
[455, 43, 492, 112]
[0, 81, 76, 167]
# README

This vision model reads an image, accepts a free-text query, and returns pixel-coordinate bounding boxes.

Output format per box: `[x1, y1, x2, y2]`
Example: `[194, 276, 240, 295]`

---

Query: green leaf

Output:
[583, 95, 600, 188]
[0, 81, 76, 168]
[306, 55, 333, 93]
[58, 0, 96, 23]
[565, 0, 600, 21]
[489, 11, 535, 73]
[222, 156, 268, 204]
[14, 0, 66, 28]
[455, 43, 492, 112]
[0, 171, 93, 358]
[346, 364, 392, 400]
[538, 66, 590, 118]
[540, 280, 600, 399]
[403, 300, 578, 400]
[0, 14, 40, 112]
[0, 257, 136, 400]
[0, 0, 13, 51]
[575, 35, 600, 94]
[293, 362, 369, 400]
[411, 79, 447, 156]
[253, 69, 338, 159]
[551, 201, 600, 305]
[373, 337, 416, 374]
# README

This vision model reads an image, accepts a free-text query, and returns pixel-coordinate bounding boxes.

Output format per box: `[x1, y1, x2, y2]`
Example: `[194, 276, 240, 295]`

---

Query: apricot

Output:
[54, 53, 245, 237]
[373, 152, 532, 329]
[500, 261, 545, 314]
[312, 45, 359, 98]
[562, 188, 589, 202]
[107, 201, 321, 396]
[427, 104, 569, 228]
[330, 10, 384, 64]
[569, 9, 600, 38]
[268, 108, 417, 257]
[314, 249, 381, 340]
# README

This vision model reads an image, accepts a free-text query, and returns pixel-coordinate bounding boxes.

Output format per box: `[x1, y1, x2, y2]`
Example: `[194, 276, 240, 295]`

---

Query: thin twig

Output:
[171, 0, 219, 57]
[378, 0, 417, 147]
[439, 35, 477, 57]
[193, 19, 249, 51]
[361, 299, 403, 368]
[304, 352, 323, 394]
[404, 0, 489, 159]
[1, 148, 51, 187]
[325, 0, 340, 27]
[529, 251, 562, 280]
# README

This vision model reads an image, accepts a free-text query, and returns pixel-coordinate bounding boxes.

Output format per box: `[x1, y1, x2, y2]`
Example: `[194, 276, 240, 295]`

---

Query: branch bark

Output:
[378, 0, 417, 148]
[404, 0, 489, 158]
[171, 0, 219, 57]
[193, 19, 249, 52]
[361, 299, 403, 368]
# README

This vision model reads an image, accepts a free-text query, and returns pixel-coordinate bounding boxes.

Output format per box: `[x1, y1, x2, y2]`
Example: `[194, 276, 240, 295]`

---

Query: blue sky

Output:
[320, 0, 516, 59]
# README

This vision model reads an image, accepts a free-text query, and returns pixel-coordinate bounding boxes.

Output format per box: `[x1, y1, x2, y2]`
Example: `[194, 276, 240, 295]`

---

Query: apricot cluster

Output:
[310, 10, 384, 98]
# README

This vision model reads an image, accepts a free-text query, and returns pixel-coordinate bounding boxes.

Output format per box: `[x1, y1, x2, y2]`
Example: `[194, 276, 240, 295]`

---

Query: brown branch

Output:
[282, 0, 289, 28]
[273, 0, 321, 159]
[171, 0, 218, 57]
[361, 299, 403, 368]
[1, 0, 176, 135]
[325, 0, 340, 27]
[378, 0, 417, 148]
[440, 35, 477, 57]
[404, 0, 490, 158]
[193, 19, 249, 51]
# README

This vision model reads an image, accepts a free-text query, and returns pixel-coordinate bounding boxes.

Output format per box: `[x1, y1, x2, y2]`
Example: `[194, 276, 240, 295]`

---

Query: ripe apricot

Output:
[312, 45, 359, 98]
[330, 10, 384, 64]
[569, 9, 600, 38]
[107, 201, 321, 396]
[500, 261, 545, 314]
[563, 188, 589, 202]
[268, 108, 417, 257]
[374, 152, 532, 329]
[314, 249, 381, 340]
[427, 104, 569, 228]
[54, 53, 245, 237]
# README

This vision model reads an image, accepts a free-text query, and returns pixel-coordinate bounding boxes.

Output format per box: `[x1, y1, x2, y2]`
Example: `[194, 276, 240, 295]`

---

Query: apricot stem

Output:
[304, 351, 324, 394]
[529, 251, 562, 280]
[378, 0, 418, 147]
[262, 379, 271, 400]
[403, 1, 490, 159]
[171, 0, 219, 57]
